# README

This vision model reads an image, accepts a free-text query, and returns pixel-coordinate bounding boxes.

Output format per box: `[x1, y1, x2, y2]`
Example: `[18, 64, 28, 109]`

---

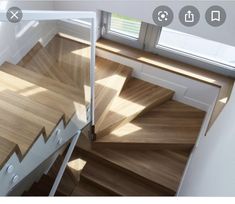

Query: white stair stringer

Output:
[0, 113, 86, 196]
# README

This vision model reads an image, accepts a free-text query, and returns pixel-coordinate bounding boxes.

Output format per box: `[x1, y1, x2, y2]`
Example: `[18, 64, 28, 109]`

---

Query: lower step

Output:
[79, 158, 169, 196]
[94, 100, 205, 150]
[77, 134, 188, 195]
[23, 155, 77, 196]
[23, 175, 65, 196]
[72, 176, 112, 196]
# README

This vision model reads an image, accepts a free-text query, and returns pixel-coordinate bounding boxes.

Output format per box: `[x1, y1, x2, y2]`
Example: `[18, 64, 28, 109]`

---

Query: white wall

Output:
[178, 82, 235, 196]
[54, 0, 235, 47]
[0, 1, 56, 65]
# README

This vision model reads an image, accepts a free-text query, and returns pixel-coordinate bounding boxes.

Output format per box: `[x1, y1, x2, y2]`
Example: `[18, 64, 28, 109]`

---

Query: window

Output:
[102, 12, 147, 49]
[156, 28, 235, 69]
[101, 11, 235, 74]
[110, 13, 141, 39]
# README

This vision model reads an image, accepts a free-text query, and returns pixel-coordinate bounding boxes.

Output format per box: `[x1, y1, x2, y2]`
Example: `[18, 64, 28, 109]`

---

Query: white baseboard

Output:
[0, 47, 10, 66]
[40, 27, 58, 47]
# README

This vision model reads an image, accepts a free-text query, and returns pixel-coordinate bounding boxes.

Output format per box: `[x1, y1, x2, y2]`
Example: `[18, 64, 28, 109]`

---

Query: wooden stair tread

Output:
[0, 105, 47, 156]
[95, 100, 205, 149]
[95, 57, 132, 128]
[1, 62, 85, 104]
[0, 136, 20, 169]
[19, 43, 76, 87]
[0, 90, 63, 136]
[72, 177, 111, 196]
[80, 158, 169, 196]
[96, 78, 174, 136]
[0, 68, 85, 123]
[78, 134, 188, 193]
[45, 35, 91, 104]
[45, 35, 91, 92]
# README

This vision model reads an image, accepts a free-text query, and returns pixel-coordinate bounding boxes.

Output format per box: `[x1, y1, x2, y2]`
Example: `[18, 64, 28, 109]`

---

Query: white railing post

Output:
[90, 17, 96, 127]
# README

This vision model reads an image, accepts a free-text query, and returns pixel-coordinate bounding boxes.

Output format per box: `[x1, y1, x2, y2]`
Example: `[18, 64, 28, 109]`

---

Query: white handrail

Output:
[0, 10, 96, 21]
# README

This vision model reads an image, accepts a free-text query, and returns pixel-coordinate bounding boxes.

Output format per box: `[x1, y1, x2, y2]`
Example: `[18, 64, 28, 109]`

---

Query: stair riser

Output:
[96, 92, 174, 138]
[78, 147, 175, 195]
[92, 143, 193, 151]
[80, 175, 119, 196]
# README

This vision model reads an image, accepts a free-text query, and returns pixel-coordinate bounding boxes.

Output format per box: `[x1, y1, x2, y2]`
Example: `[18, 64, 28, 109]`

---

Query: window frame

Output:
[101, 11, 148, 49]
[152, 28, 235, 73]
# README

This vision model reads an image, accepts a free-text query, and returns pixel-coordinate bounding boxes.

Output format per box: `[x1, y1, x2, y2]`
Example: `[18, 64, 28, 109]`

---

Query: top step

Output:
[19, 43, 76, 87]
[45, 35, 91, 89]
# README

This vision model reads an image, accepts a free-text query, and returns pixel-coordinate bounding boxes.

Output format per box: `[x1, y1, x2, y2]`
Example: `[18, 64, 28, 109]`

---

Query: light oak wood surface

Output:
[2, 62, 85, 105]
[0, 136, 20, 169]
[0, 90, 62, 136]
[78, 134, 188, 194]
[94, 57, 132, 129]
[96, 78, 174, 136]
[0, 105, 45, 156]
[79, 157, 169, 196]
[45, 35, 91, 103]
[95, 100, 205, 150]
[0, 64, 85, 123]
[19, 43, 76, 87]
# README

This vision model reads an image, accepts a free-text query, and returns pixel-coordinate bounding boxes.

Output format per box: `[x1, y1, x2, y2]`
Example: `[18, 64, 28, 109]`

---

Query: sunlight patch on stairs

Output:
[219, 97, 228, 104]
[21, 87, 46, 97]
[96, 74, 126, 91]
[68, 158, 87, 173]
[71, 47, 91, 56]
[109, 96, 145, 117]
[111, 123, 142, 137]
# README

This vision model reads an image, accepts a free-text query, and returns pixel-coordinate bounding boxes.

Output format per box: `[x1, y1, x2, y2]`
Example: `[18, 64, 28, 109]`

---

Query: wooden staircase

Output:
[0, 35, 206, 196]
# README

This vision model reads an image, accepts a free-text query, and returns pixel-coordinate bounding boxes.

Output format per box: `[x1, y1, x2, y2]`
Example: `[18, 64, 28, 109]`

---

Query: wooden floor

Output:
[0, 35, 207, 196]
